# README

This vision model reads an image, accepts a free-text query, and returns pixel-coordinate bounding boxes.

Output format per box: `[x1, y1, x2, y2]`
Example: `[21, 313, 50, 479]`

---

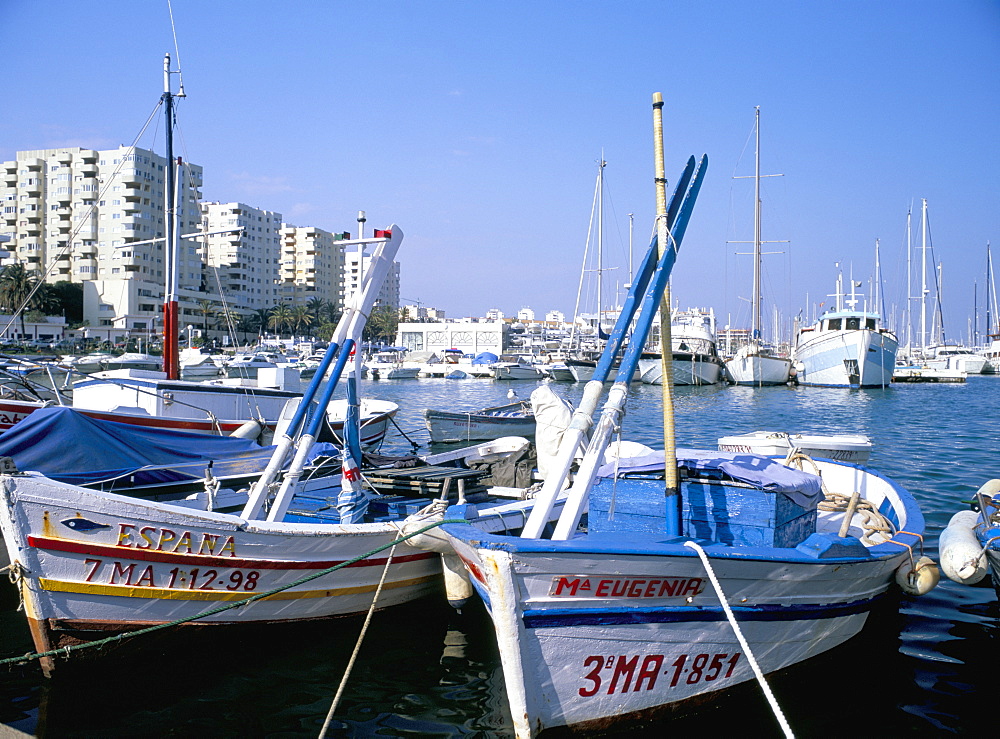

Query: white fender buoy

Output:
[230, 419, 263, 440]
[895, 555, 939, 595]
[442, 552, 474, 610]
[939, 510, 988, 585]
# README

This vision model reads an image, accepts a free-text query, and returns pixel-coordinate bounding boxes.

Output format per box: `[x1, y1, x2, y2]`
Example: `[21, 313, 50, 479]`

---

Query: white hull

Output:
[638, 354, 723, 385]
[794, 328, 897, 388]
[493, 364, 543, 381]
[923, 354, 987, 374]
[724, 352, 791, 386]
[0, 469, 546, 671]
[717, 430, 872, 462]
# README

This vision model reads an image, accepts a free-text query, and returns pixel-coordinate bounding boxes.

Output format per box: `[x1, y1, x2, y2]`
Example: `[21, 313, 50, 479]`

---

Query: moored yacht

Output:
[793, 273, 898, 388]
[638, 307, 723, 385]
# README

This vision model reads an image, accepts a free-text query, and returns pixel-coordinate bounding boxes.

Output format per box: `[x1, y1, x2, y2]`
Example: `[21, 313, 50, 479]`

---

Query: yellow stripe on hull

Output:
[39, 573, 438, 601]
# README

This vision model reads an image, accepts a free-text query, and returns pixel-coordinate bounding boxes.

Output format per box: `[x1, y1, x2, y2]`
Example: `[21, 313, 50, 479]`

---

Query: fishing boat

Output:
[424, 400, 534, 443]
[940, 479, 1000, 597]
[717, 430, 872, 463]
[792, 272, 898, 388]
[637, 308, 724, 385]
[723, 107, 791, 386]
[428, 96, 937, 738]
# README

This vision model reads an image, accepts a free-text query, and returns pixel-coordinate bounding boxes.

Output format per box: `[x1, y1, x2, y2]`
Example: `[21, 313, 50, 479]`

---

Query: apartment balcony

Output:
[78, 176, 98, 191]
[120, 170, 142, 185]
[80, 163, 98, 176]
[2, 173, 16, 187]
[20, 181, 42, 195]
[123, 190, 141, 202]
[22, 158, 43, 170]
[55, 151, 73, 164]
[53, 189, 72, 203]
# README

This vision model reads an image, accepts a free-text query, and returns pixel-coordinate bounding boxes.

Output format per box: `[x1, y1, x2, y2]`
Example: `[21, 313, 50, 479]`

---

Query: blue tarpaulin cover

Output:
[0, 406, 337, 486]
[471, 352, 499, 365]
[597, 448, 823, 509]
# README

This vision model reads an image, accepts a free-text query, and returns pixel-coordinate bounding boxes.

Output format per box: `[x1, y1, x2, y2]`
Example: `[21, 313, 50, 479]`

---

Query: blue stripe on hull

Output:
[522, 593, 884, 629]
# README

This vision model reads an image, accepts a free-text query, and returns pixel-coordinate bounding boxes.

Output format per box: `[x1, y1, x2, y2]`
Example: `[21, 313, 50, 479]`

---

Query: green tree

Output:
[0, 263, 45, 339]
[290, 305, 312, 337]
[306, 297, 327, 329]
[268, 303, 293, 338]
[364, 304, 398, 344]
[251, 307, 271, 340]
[197, 299, 216, 342]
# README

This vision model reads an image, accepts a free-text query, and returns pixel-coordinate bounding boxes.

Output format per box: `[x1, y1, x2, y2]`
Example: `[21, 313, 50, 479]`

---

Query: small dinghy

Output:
[717, 430, 873, 463]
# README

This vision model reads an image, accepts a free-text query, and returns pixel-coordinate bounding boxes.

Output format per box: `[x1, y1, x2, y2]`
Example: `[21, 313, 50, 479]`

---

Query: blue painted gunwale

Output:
[445, 460, 925, 566]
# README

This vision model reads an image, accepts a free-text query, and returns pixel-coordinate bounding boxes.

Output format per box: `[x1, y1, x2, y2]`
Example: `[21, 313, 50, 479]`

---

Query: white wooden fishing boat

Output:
[424, 400, 534, 443]
[426, 97, 937, 738]
[717, 430, 872, 462]
[794, 273, 898, 388]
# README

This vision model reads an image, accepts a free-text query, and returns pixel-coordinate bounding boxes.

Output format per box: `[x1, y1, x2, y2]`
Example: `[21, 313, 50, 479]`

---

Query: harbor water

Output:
[1, 375, 998, 736]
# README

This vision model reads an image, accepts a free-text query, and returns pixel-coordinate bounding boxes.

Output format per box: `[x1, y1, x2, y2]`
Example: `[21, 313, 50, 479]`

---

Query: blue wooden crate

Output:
[589, 477, 816, 547]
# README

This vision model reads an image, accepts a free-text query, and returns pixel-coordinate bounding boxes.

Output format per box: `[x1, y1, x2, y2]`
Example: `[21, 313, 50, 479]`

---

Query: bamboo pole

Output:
[652, 93, 679, 509]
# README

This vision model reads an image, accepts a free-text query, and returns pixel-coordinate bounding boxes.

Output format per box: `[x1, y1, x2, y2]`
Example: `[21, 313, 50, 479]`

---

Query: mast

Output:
[162, 53, 182, 379]
[752, 106, 762, 341]
[597, 157, 605, 338]
[905, 207, 912, 352]
[920, 198, 929, 351]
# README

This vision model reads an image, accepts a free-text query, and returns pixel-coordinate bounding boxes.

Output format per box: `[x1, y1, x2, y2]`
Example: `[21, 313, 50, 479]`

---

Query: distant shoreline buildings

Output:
[0, 146, 399, 342]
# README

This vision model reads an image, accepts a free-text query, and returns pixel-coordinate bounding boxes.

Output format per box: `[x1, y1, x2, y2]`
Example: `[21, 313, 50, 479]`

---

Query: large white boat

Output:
[793, 274, 898, 388]
[723, 107, 791, 386]
[638, 308, 724, 385]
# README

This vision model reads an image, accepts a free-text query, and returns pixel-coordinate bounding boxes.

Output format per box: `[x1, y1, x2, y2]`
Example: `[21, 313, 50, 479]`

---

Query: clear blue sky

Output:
[2, 1, 998, 343]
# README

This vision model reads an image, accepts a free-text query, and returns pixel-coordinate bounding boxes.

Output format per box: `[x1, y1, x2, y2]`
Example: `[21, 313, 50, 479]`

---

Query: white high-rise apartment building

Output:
[1, 146, 204, 339]
[201, 202, 281, 314]
[277, 225, 346, 311]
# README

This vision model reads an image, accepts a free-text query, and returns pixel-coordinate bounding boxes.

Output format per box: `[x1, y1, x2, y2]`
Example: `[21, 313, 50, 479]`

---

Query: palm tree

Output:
[364, 304, 398, 344]
[289, 305, 312, 337]
[268, 303, 293, 338]
[306, 297, 327, 330]
[197, 299, 216, 344]
[0, 263, 44, 340]
[252, 307, 271, 340]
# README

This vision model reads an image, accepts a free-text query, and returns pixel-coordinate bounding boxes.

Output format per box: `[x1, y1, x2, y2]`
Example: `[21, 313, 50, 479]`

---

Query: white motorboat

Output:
[638, 308, 724, 385]
[365, 350, 420, 379]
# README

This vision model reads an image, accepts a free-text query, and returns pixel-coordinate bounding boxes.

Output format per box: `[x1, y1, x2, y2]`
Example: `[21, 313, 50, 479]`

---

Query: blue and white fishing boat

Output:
[433, 96, 937, 738]
[792, 272, 898, 388]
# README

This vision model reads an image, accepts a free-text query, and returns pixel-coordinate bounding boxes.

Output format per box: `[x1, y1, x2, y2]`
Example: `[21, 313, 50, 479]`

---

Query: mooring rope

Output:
[317, 542, 398, 739]
[0, 518, 464, 670]
[683, 540, 794, 739]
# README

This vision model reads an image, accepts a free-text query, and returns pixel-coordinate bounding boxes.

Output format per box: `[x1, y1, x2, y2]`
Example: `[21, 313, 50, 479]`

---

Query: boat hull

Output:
[724, 353, 791, 386]
[638, 353, 723, 385]
[424, 407, 535, 443]
[0, 475, 441, 661]
[794, 329, 897, 388]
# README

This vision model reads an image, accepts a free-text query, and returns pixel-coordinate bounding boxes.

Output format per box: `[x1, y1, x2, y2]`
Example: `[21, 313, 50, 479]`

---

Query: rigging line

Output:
[0, 101, 164, 339]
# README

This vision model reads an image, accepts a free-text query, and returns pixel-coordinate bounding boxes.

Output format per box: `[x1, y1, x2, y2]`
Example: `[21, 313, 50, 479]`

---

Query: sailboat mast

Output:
[162, 53, 180, 380]
[597, 157, 605, 337]
[920, 198, 929, 352]
[905, 207, 912, 352]
[752, 106, 761, 340]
